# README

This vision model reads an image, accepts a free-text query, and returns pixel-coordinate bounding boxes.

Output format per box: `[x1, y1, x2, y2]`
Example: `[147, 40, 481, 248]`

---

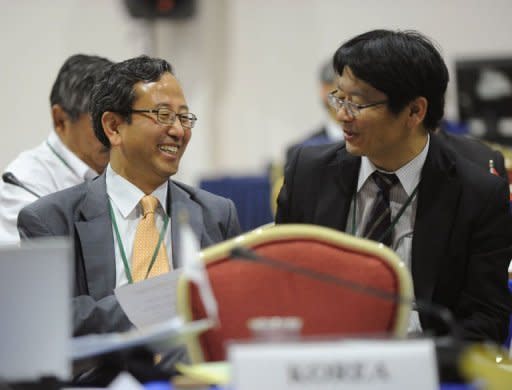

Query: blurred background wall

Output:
[1, 0, 512, 185]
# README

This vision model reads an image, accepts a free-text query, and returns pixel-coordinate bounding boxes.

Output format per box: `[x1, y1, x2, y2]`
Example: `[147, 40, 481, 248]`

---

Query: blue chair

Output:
[200, 175, 273, 232]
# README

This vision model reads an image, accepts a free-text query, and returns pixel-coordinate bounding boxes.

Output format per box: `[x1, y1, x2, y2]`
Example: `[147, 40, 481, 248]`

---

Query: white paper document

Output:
[114, 269, 183, 329]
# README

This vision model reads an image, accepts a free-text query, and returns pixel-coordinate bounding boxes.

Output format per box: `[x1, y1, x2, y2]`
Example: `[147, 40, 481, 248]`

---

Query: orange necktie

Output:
[131, 195, 170, 282]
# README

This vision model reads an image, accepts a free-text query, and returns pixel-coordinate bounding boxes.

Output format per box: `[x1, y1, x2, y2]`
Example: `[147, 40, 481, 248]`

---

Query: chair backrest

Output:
[177, 224, 413, 363]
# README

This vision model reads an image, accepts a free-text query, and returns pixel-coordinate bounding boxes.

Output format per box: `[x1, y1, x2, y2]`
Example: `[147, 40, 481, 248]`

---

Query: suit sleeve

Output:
[455, 179, 512, 342]
[275, 146, 301, 223]
[18, 207, 133, 336]
[0, 182, 39, 243]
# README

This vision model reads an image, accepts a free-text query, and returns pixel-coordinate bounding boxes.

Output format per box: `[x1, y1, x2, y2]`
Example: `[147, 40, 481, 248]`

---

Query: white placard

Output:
[229, 338, 438, 390]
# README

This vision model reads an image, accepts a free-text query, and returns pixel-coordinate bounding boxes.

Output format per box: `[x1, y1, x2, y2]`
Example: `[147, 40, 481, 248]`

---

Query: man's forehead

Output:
[135, 73, 181, 93]
[337, 68, 365, 91]
[336, 67, 383, 98]
[133, 73, 187, 106]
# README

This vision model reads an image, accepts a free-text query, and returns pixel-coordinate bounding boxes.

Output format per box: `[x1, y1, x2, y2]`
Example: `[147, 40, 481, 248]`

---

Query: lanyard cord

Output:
[108, 198, 169, 284]
[351, 182, 419, 245]
[46, 141, 76, 175]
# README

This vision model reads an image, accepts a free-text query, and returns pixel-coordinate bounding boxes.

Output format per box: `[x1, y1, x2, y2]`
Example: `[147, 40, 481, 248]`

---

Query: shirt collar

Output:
[106, 164, 168, 218]
[48, 130, 99, 180]
[357, 134, 430, 195]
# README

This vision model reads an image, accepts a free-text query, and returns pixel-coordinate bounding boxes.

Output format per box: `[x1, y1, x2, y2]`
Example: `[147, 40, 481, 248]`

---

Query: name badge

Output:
[229, 338, 438, 389]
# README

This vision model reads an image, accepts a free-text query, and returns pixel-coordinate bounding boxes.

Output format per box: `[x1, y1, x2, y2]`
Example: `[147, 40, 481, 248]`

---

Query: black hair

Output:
[49, 54, 113, 122]
[333, 29, 449, 131]
[90, 55, 173, 148]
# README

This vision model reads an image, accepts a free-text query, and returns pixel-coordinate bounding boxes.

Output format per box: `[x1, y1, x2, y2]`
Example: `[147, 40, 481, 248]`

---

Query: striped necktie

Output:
[362, 172, 399, 247]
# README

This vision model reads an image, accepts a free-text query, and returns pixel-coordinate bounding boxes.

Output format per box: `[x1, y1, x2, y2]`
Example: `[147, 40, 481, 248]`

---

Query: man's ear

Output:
[51, 104, 70, 137]
[102, 112, 124, 147]
[407, 96, 428, 128]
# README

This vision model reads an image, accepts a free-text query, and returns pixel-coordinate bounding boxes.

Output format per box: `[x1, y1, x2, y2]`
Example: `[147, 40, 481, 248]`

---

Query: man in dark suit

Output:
[276, 30, 512, 343]
[18, 56, 241, 337]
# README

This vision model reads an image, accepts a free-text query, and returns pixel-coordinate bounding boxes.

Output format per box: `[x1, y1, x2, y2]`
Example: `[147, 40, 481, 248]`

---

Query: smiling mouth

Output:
[158, 145, 179, 156]
[343, 128, 358, 137]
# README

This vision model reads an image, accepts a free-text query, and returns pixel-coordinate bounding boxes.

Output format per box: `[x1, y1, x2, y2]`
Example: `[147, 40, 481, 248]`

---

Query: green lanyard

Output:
[351, 182, 419, 245]
[46, 141, 76, 175]
[108, 198, 170, 284]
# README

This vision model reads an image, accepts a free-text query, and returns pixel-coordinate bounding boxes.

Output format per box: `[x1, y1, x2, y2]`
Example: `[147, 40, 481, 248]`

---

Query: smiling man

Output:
[17, 56, 241, 336]
[276, 30, 512, 343]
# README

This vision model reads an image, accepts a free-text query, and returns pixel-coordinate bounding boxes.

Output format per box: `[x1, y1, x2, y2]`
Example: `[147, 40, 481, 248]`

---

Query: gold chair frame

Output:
[177, 223, 414, 363]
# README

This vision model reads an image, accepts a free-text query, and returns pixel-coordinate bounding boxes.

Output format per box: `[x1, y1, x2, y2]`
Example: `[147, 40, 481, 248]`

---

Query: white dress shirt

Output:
[106, 165, 173, 287]
[0, 131, 98, 244]
[346, 135, 430, 333]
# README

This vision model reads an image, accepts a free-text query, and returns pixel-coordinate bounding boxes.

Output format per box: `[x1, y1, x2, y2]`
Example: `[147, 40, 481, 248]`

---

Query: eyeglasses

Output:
[129, 108, 197, 129]
[327, 90, 387, 118]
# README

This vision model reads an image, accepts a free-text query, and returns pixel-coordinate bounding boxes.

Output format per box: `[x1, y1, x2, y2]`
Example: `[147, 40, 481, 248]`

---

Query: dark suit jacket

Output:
[437, 129, 508, 182]
[276, 133, 512, 343]
[18, 174, 241, 336]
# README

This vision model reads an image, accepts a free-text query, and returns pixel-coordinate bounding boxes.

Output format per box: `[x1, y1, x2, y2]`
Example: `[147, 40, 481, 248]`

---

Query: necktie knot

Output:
[140, 195, 159, 217]
[372, 171, 399, 193]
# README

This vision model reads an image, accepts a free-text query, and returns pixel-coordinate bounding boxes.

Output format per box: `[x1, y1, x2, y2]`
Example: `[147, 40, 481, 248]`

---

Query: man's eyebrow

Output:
[155, 103, 189, 111]
[335, 85, 365, 97]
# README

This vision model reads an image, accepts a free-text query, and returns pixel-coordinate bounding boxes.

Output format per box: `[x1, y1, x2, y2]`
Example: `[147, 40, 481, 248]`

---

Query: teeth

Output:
[159, 145, 178, 154]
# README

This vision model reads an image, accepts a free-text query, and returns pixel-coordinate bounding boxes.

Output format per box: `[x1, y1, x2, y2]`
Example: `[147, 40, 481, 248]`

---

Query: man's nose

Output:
[335, 104, 354, 123]
[167, 119, 185, 138]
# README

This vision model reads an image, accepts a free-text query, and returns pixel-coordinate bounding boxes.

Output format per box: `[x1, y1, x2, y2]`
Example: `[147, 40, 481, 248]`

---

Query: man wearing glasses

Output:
[276, 30, 512, 343]
[17, 56, 241, 338]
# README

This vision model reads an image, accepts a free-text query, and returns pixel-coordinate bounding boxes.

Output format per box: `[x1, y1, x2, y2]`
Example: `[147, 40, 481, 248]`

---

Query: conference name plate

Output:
[229, 338, 438, 389]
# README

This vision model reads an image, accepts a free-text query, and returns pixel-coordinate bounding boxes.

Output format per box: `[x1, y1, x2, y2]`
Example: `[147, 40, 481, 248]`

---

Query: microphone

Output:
[229, 246, 460, 341]
[2, 172, 41, 198]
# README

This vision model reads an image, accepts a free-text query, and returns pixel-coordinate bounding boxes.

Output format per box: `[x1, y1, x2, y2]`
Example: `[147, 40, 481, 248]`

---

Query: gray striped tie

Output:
[363, 172, 399, 247]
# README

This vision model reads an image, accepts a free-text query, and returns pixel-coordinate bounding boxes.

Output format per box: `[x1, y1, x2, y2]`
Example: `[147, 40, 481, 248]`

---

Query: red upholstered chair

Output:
[177, 224, 413, 363]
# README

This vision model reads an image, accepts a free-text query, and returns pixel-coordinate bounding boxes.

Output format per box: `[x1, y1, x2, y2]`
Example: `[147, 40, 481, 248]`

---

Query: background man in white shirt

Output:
[0, 54, 113, 244]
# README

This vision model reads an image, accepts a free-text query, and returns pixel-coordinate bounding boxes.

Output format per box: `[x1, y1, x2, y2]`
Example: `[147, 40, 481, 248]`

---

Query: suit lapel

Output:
[314, 149, 360, 231]
[412, 135, 461, 302]
[168, 180, 203, 267]
[75, 174, 116, 300]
